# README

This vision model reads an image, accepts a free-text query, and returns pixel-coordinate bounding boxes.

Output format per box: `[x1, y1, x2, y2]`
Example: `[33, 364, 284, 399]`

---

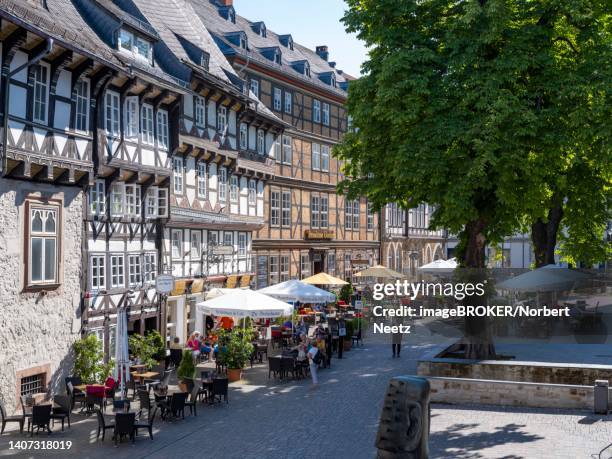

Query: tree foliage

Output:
[73, 335, 113, 384]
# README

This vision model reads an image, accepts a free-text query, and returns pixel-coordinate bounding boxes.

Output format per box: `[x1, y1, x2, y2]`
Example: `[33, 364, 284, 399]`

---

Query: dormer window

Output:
[200, 52, 210, 71]
[228, 9, 236, 23]
[291, 60, 311, 78]
[252, 22, 267, 38]
[219, 6, 236, 24]
[304, 62, 311, 77]
[331, 73, 337, 88]
[240, 35, 248, 50]
[279, 35, 294, 50]
[274, 51, 281, 65]
[261, 47, 282, 65]
[118, 28, 153, 65]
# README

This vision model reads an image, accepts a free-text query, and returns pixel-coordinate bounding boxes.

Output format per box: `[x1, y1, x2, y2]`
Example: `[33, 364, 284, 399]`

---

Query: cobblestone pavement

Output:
[1, 326, 611, 459]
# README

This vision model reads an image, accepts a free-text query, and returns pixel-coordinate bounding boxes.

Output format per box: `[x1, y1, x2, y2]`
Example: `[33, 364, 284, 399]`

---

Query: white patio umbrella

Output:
[197, 289, 293, 319]
[418, 258, 458, 274]
[355, 265, 403, 279]
[497, 265, 590, 292]
[113, 306, 130, 399]
[258, 279, 336, 303]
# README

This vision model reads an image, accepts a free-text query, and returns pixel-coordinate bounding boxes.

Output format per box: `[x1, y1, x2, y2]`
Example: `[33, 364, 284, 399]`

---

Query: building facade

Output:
[193, 0, 380, 287]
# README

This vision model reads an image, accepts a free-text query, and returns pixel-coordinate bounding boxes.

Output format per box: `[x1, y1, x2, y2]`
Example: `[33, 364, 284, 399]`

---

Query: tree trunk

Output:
[531, 201, 564, 268]
[460, 218, 497, 360]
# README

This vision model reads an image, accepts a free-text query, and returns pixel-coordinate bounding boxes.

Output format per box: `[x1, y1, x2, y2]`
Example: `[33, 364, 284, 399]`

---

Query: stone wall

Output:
[0, 178, 83, 414]
[427, 376, 607, 410]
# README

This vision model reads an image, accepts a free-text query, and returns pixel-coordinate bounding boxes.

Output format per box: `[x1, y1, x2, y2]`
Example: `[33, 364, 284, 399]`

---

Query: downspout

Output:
[2, 38, 54, 176]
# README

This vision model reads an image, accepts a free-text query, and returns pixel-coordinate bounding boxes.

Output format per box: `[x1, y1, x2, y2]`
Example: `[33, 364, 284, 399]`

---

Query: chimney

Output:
[218, 0, 233, 6]
[316, 45, 329, 61]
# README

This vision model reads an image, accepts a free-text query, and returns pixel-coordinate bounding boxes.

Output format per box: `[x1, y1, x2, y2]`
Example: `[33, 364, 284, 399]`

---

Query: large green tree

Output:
[337, 0, 610, 358]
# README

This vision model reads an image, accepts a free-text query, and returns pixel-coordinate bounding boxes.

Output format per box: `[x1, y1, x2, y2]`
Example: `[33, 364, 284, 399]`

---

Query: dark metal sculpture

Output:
[376, 376, 430, 459]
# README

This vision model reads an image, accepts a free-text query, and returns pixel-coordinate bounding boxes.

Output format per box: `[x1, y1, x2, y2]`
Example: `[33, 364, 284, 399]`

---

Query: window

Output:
[273, 136, 281, 159]
[257, 129, 265, 155]
[313, 99, 321, 123]
[285, 92, 292, 114]
[208, 231, 218, 247]
[250, 79, 259, 98]
[345, 253, 352, 280]
[197, 162, 207, 198]
[110, 254, 125, 288]
[282, 135, 292, 164]
[301, 254, 310, 278]
[125, 97, 139, 138]
[322, 103, 330, 126]
[105, 91, 120, 137]
[74, 79, 89, 132]
[119, 29, 133, 53]
[141, 104, 154, 144]
[321, 195, 329, 228]
[321, 145, 330, 172]
[217, 106, 227, 134]
[89, 180, 105, 216]
[110, 183, 124, 217]
[230, 175, 238, 202]
[269, 256, 279, 285]
[128, 254, 142, 287]
[195, 96, 205, 127]
[273, 88, 282, 111]
[327, 253, 336, 275]
[124, 184, 141, 217]
[90, 255, 105, 291]
[238, 233, 247, 256]
[239, 34, 247, 49]
[119, 29, 152, 64]
[157, 109, 169, 149]
[353, 200, 360, 230]
[270, 191, 280, 227]
[312, 143, 320, 171]
[223, 231, 233, 248]
[280, 256, 289, 282]
[191, 231, 201, 259]
[173, 157, 184, 194]
[218, 168, 227, 202]
[273, 51, 281, 65]
[311, 195, 320, 228]
[248, 179, 257, 205]
[145, 187, 168, 218]
[240, 122, 248, 149]
[171, 230, 182, 259]
[144, 253, 156, 283]
[32, 64, 49, 124]
[345, 199, 360, 230]
[281, 191, 291, 227]
[20, 374, 44, 397]
[367, 202, 374, 230]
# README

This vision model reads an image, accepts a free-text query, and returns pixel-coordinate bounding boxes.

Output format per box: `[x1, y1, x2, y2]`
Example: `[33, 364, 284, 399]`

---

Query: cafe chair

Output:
[134, 407, 157, 440]
[28, 405, 52, 437]
[50, 395, 71, 431]
[66, 382, 85, 410]
[0, 400, 25, 434]
[210, 378, 228, 405]
[95, 409, 114, 441]
[185, 384, 200, 416]
[113, 412, 136, 445]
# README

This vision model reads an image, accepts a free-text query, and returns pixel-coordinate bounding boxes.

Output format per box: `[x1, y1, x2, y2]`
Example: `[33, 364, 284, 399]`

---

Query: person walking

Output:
[307, 343, 320, 387]
[392, 318, 403, 358]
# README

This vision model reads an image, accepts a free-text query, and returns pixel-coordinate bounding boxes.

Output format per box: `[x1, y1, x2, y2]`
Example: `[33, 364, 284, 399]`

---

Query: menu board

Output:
[257, 255, 268, 289]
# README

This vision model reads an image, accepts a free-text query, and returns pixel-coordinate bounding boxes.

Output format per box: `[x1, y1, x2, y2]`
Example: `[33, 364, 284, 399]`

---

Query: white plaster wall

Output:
[0, 179, 83, 414]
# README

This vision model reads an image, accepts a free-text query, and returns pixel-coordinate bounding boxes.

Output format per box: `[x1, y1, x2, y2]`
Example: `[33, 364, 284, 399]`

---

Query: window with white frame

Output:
[141, 104, 154, 145]
[327, 252, 336, 275]
[367, 202, 374, 230]
[273, 136, 280, 159]
[171, 230, 182, 259]
[32, 64, 49, 124]
[110, 254, 125, 288]
[344, 253, 352, 280]
[217, 106, 227, 134]
[321, 195, 329, 228]
[280, 256, 289, 282]
[124, 97, 139, 138]
[345, 199, 360, 230]
[90, 254, 105, 291]
[145, 187, 168, 218]
[312, 143, 320, 170]
[128, 254, 142, 287]
[238, 233, 247, 256]
[89, 180, 105, 216]
[285, 92, 292, 114]
[118, 28, 153, 64]
[173, 157, 184, 194]
[110, 183, 124, 217]
[230, 175, 238, 202]
[144, 252, 156, 283]
[195, 96, 205, 127]
[191, 231, 201, 259]
[197, 162, 207, 198]
[270, 191, 280, 227]
[269, 256, 279, 285]
[74, 79, 89, 132]
[301, 254, 310, 278]
[105, 91, 120, 136]
[282, 135, 292, 164]
[313, 99, 321, 123]
[218, 168, 227, 202]
[208, 231, 218, 247]
[124, 184, 141, 217]
[281, 191, 291, 227]
[248, 179, 256, 205]
[157, 109, 169, 149]
[257, 129, 265, 155]
[353, 200, 360, 229]
[273, 88, 281, 111]
[28, 205, 58, 285]
[322, 102, 330, 126]
[250, 79, 259, 98]
[321, 145, 330, 172]
[311, 195, 320, 228]
[240, 122, 248, 149]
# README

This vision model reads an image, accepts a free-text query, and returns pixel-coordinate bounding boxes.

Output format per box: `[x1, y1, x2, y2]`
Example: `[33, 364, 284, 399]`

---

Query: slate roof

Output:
[188, 0, 349, 98]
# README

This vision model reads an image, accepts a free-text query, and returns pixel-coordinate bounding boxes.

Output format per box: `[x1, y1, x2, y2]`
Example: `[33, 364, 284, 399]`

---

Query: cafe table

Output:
[131, 371, 159, 383]
[130, 363, 147, 372]
[74, 383, 105, 393]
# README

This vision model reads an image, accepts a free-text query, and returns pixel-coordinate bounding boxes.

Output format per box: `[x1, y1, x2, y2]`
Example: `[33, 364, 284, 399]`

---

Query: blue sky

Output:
[233, 0, 367, 77]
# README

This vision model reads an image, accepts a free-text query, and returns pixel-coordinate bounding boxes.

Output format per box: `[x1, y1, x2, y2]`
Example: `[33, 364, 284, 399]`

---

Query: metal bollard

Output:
[594, 379, 609, 415]
[376, 376, 430, 459]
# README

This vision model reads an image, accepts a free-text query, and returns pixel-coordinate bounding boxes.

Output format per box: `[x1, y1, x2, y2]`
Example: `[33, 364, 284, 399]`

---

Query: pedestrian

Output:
[307, 342, 320, 386]
[392, 318, 403, 358]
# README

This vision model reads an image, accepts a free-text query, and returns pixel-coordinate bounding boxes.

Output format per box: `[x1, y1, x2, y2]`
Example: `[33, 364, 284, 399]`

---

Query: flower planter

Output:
[227, 368, 242, 382]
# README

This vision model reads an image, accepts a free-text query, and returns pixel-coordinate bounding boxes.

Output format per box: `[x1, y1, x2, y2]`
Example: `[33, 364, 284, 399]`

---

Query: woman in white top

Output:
[307, 344, 319, 385]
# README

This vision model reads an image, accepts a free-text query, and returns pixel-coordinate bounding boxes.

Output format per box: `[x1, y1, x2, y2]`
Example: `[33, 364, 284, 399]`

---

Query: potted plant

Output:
[128, 334, 156, 369]
[343, 319, 355, 351]
[146, 330, 166, 363]
[176, 350, 196, 392]
[73, 335, 114, 384]
[219, 328, 254, 382]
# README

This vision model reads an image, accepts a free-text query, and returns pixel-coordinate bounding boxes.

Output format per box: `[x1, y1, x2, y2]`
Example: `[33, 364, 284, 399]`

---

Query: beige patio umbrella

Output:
[355, 264, 404, 279]
[301, 272, 348, 286]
